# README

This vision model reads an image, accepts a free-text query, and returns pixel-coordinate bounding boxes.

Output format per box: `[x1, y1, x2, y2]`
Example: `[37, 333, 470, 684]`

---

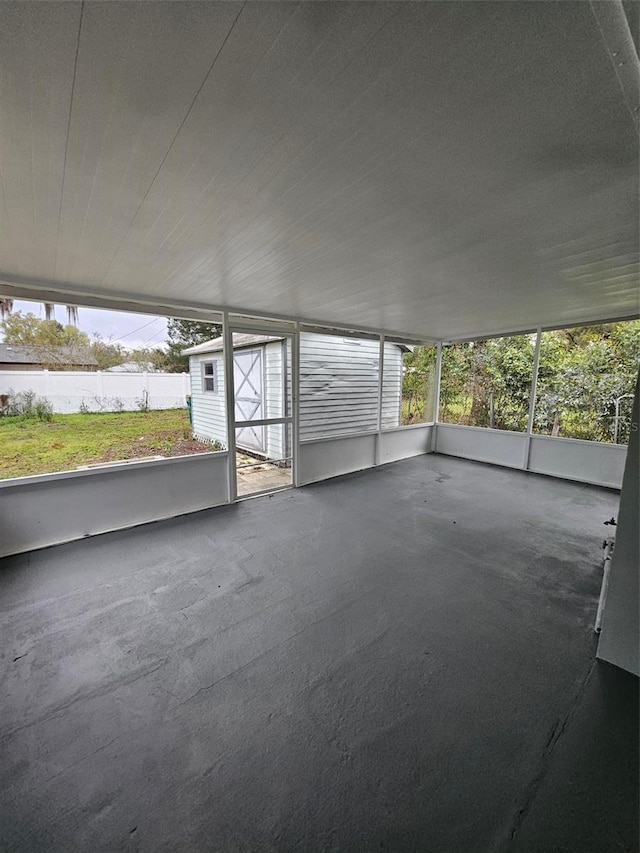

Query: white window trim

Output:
[202, 359, 218, 393]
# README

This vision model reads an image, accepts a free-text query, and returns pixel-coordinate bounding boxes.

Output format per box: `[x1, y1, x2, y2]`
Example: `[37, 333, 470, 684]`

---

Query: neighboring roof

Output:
[182, 334, 283, 356]
[0, 344, 98, 366]
[106, 361, 155, 373]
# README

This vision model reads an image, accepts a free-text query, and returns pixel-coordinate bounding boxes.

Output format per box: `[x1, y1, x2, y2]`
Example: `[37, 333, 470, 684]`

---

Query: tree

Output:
[0, 299, 78, 326]
[402, 345, 437, 423]
[535, 322, 640, 443]
[90, 335, 126, 370]
[1, 312, 92, 368]
[0, 311, 126, 370]
[163, 319, 220, 373]
[126, 346, 169, 371]
[438, 321, 640, 443]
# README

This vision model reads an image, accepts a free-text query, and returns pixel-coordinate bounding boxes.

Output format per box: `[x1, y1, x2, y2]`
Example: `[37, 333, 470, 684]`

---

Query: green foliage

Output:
[163, 319, 221, 373]
[2, 390, 54, 422]
[1, 311, 184, 372]
[439, 321, 640, 443]
[534, 322, 640, 443]
[89, 334, 126, 370]
[0, 409, 212, 479]
[440, 335, 535, 431]
[76, 395, 125, 414]
[125, 346, 169, 371]
[1, 312, 93, 368]
[401, 345, 437, 424]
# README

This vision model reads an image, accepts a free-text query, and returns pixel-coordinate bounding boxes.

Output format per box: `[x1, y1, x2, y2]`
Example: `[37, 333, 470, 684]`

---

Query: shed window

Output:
[202, 360, 218, 393]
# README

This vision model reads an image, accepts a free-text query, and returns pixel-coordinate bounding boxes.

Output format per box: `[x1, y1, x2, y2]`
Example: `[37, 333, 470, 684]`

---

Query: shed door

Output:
[234, 348, 265, 453]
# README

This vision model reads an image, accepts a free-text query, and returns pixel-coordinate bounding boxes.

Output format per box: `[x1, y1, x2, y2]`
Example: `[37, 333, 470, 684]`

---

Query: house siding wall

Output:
[381, 341, 403, 429]
[299, 333, 403, 440]
[189, 353, 227, 447]
[188, 336, 404, 452]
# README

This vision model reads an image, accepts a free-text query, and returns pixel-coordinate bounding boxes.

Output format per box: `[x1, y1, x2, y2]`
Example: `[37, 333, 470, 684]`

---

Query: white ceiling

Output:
[0, 1, 638, 339]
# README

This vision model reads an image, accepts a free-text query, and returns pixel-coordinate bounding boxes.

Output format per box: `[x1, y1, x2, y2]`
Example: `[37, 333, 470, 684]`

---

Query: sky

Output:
[5, 300, 169, 350]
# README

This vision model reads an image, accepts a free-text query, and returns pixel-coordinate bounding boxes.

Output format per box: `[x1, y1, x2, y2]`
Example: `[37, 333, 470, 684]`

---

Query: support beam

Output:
[222, 311, 237, 504]
[523, 328, 542, 469]
[292, 323, 301, 487]
[375, 334, 385, 466]
[431, 341, 443, 452]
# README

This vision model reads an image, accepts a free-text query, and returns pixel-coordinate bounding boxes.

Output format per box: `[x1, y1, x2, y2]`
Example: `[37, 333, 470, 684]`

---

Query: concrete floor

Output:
[236, 457, 292, 497]
[0, 455, 637, 853]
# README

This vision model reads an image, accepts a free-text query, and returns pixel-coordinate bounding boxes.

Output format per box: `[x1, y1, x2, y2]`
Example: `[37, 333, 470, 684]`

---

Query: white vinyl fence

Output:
[0, 370, 190, 414]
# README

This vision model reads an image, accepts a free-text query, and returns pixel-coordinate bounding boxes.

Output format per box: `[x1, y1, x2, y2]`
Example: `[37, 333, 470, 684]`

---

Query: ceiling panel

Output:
[0, 1, 638, 339]
[0, 2, 81, 280]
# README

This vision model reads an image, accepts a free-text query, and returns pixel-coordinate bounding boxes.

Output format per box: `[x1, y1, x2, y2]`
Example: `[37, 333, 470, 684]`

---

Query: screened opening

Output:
[533, 320, 640, 444]
[230, 330, 293, 498]
[0, 301, 224, 480]
[382, 343, 437, 429]
[439, 334, 535, 431]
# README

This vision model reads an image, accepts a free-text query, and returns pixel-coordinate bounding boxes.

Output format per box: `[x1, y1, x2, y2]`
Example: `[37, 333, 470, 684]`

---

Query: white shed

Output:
[184, 333, 407, 458]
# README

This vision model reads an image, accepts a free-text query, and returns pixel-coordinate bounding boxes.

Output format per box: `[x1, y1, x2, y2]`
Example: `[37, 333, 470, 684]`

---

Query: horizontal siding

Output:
[299, 333, 402, 439]
[382, 342, 402, 429]
[189, 354, 227, 447]
[189, 335, 403, 449]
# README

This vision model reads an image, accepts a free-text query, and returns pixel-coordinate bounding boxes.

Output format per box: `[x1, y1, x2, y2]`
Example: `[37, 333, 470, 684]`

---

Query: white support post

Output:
[292, 323, 301, 487]
[375, 334, 385, 466]
[523, 328, 542, 470]
[222, 311, 237, 503]
[431, 342, 442, 452]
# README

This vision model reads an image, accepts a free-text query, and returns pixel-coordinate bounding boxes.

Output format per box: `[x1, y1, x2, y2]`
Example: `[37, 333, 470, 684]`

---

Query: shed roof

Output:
[182, 334, 283, 356]
[183, 334, 410, 357]
[0, 344, 98, 366]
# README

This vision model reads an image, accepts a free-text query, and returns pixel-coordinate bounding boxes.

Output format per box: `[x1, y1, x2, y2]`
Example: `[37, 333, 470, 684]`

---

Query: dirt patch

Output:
[96, 435, 214, 464]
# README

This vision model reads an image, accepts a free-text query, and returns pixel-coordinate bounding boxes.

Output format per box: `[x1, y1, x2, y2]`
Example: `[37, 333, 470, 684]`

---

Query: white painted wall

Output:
[298, 424, 435, 486]
[528, 435, 627, 490]
[435, 424, 528, 469]
[0, 452, 229, 557]
[434, 423, 628, 489]
[189, 353, 227, 446]
[380, 425, 433, 464]
[298, 434, 377, 485]
[597, 373, 639, 676]
[0, 369, 189, 413]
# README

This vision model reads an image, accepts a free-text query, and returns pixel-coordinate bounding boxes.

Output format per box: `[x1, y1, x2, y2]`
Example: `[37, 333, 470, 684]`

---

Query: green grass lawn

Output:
[0, 409, 215, 480]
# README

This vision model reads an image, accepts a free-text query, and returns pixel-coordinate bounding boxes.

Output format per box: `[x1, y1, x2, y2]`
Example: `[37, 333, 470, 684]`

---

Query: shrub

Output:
[79, 395, 126, 413]
[2, 390, 54, 422]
